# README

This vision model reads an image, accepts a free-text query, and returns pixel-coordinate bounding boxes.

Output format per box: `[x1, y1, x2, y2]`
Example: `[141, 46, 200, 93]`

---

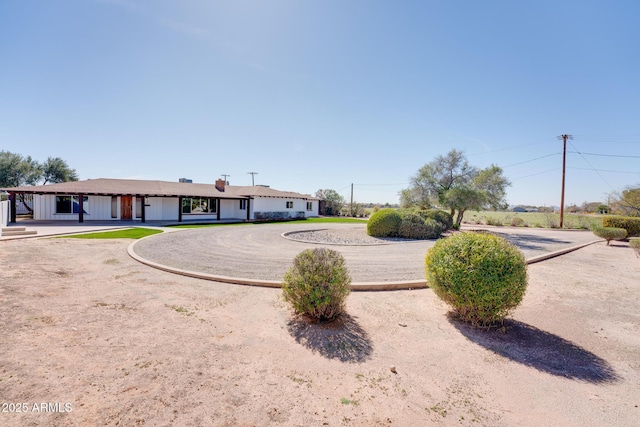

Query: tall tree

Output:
[610, 185, 640, 217]
[41, 157, 79, 184]
[401, 149, 510, 226]
[315, 189, 346, 216]
[0, 151, 41, 187]
[0, 151, 79, 215]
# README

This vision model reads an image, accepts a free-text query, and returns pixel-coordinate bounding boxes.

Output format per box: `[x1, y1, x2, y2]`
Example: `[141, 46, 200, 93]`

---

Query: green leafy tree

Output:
[611, 185, 640, 217]
[399, 187, 430, 209]
[315, 189, 346, 216]
[41, 157, 79, 184]
[401, 150, 510, 226]
[0, 151, 78, 214]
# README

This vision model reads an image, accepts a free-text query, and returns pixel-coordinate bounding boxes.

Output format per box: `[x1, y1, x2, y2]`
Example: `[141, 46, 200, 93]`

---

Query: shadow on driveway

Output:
[470, 230, 574, 251]
[450, 317, 620, 384]
[287, 314, 373, 363]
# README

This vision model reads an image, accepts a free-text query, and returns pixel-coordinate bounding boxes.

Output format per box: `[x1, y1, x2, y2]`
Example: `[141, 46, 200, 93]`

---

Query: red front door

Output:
[121, 196, 132, 220]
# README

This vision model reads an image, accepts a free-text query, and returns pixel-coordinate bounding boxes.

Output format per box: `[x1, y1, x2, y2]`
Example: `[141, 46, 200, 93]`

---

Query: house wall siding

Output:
[34, 195, 115, 220]
[24, 193, 316, 222]
[252, 197, 317, 218]
[1, 200, 8, 228]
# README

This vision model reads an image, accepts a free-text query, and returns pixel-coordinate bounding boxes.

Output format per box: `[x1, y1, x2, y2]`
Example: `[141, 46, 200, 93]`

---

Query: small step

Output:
[2, 227, 26, 232]
[1, 229, 38, 237]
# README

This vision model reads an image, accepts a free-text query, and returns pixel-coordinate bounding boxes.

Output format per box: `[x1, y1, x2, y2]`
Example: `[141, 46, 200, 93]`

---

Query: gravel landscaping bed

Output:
[284, 227, 419, 245]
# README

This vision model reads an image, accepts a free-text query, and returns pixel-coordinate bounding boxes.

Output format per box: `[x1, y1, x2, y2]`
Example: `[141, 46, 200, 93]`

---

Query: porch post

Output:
[178, 197, 183, 222]
[9, 192, 16, 223]
[141, 196, 146, 223]
[246, 198, 251, 221]
[216, 198, 220, 221]
[78, 194, 84, 223]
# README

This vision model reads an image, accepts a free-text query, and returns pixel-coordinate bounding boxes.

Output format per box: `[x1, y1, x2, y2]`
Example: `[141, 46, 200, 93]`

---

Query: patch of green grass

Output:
[340, 398, 359, 406]
[57, 228, 163, 239]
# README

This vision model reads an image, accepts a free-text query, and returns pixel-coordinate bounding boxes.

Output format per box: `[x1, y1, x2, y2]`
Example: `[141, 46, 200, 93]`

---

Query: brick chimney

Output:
[215, 179, 226, 192]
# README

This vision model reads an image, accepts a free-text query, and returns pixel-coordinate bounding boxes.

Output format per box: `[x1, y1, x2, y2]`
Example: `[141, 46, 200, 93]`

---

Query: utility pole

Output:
[557, 134, 573, 228]
[247, 172, 258, 186]
[221, 174, 231, 184]
[350, 183, 354, 217]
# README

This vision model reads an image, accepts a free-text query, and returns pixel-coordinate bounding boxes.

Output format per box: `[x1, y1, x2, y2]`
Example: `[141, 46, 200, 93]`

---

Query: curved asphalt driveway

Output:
[130, 223, 600, 289]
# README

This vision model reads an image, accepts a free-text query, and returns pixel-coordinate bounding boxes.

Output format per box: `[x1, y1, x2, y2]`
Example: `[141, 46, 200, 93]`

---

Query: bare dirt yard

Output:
[1, 236, 639, 426]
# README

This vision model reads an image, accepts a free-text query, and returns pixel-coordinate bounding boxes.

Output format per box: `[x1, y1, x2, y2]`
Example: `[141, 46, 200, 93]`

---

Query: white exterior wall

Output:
[27, 194, 316, 222]
[219, 199, 246, 220]
[141, 197, 179, 221]
[33, 195, 115, 221]
[251, 197, 317, 219]
[1, 200, 8, 229]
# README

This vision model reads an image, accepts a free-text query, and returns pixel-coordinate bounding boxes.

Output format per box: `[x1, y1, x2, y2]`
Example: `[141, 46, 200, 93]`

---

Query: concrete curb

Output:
[525, 239, 604, 264]
[128, 235, 604, 292]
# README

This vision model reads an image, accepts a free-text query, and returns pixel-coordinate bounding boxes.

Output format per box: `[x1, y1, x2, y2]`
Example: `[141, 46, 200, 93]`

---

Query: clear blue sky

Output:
[1, 0, 639, 207]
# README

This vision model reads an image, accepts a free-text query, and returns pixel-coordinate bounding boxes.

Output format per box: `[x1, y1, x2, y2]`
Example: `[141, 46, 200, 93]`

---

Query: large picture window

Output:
[55, 195, 88, 214]
[182, 197, 217, 214]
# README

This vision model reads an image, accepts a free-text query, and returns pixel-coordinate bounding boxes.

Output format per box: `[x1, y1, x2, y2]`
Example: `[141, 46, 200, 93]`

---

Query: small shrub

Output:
[425, 232, 528, 327]
[425, 209, 453, 230]
[630, 239, 640, 255]
[602, 216, 640, 237]
[593, 227, 627, 246]
[282, 248, 351, 321]
[510, 217, 524, 227]
[367, 208, 401, 237]
[485, 216, 502, 226]
[398, 213, 443, 239]
[544, 213, 559, 228]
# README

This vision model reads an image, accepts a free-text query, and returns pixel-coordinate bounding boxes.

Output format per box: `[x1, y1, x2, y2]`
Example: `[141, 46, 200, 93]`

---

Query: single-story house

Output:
[1, 178, 318, 223]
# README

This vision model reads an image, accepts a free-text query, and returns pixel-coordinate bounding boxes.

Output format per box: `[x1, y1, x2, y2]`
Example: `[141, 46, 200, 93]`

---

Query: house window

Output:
[286, 201, 293, 209]
[239, 199, 247, 210]
[55, 195, 88, 214]
[306, 202, 313, 211]
[111, 196, 117, 218]
[182, 197, 217, 214]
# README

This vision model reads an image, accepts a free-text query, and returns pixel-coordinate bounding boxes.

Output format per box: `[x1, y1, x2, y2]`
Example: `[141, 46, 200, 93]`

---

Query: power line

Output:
[468, 142, 538, 156]
[501, 153, 560, 168]
[511, 168, 560, 180]
[567, 151, 640, 158]
[354, 182, 410, 187]
[568, 141, 614, 190]
[568, 167, 640, 174]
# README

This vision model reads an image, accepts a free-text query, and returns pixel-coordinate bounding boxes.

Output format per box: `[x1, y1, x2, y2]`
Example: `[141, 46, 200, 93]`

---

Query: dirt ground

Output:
[1, 236, 639, 426]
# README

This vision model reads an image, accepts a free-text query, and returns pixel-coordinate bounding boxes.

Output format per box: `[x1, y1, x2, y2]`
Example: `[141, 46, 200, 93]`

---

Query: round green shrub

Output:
[602, 216, 640, 237]
[398, 214, 443, 239]
[367, 208, 402, 237]
[425, 232, 528, 327]
[593, 227, 627, 245]
[425, 209, 453, 230]
[282, 248, 351, 321]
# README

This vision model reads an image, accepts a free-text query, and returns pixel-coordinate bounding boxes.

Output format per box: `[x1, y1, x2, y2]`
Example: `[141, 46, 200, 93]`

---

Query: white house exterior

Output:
[1, 178, 318, 223]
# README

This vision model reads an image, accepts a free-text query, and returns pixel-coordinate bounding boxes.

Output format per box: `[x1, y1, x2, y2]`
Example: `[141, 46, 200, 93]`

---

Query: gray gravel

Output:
[132, 223, 599, 283]
[284, 227, 418, 245]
